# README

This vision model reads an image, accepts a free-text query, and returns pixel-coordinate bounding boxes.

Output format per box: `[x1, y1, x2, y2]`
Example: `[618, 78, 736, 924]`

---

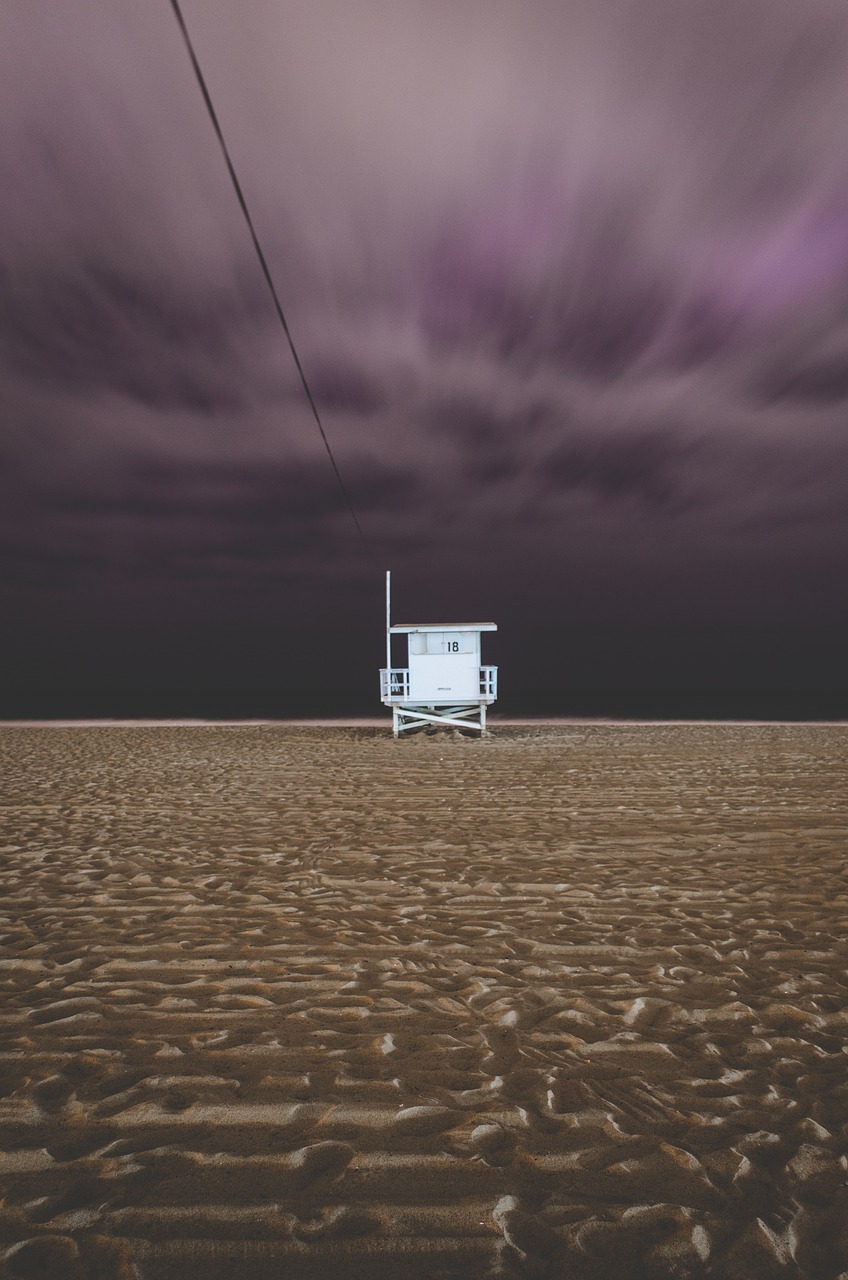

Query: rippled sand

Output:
[0, 724, 846, 1279]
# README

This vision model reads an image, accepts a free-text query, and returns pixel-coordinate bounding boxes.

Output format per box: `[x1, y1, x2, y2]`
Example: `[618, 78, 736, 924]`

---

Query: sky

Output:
[2, 0, 847, 717]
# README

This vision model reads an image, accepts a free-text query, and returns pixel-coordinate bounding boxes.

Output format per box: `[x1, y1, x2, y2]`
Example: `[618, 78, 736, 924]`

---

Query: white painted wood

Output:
[409, 632, 478, 655]
[386, 570, 392, 677]
[379, 584, 497, 735]
[380, 669, 411, 699]
[409, 652, 478, 701]
[394, 708, 485, 732]
[380, 668, 497, 704]
[390, 622, 496, 633]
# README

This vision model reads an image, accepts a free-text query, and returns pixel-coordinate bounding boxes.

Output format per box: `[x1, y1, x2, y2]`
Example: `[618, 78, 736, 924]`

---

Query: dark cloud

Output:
[420, 394, 551, 484]
[421, 397, 540, 444]
[0, 260, 268, 412]
[310, 363, 386, 416]
[759, 353, 848, 405]
[540, 429, 704, 512]
[34, 451, 416, 537]
[666, 297, 744, 371]
[420, 395, 708, 514]
[30, 449, 409, 551]
[418, 184, 673, 380]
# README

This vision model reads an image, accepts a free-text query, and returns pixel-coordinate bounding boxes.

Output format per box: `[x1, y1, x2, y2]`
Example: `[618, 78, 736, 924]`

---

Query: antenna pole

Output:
[386, 570, 392, 676]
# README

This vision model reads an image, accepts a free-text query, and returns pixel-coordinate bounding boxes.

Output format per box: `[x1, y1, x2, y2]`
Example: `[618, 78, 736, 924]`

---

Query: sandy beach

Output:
[0, 723, 846, 1279]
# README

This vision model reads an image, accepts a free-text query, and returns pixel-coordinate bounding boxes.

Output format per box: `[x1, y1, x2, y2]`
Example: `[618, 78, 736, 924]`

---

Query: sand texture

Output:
[0, 723, 846, 1279]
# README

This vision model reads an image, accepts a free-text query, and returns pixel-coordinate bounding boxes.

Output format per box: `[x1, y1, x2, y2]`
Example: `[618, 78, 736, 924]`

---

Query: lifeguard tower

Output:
[379, 572, 498, 736]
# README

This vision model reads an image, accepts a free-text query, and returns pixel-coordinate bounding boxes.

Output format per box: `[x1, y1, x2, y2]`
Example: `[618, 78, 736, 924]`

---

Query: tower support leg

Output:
[390, 705, 488, 735]
[481, 705, 487, 737]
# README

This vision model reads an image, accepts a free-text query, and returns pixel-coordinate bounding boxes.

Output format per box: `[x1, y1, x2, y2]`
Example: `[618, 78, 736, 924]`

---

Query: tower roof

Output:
[389, 622, 497, 633]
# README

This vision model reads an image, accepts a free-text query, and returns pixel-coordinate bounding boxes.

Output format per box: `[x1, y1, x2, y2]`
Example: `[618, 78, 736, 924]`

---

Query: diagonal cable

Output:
[168, 0, 367, 540]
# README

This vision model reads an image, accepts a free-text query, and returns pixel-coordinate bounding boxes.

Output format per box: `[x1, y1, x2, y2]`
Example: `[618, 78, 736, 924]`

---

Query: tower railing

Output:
[380, 667, 498, 702]
[380, 668, 410, 699]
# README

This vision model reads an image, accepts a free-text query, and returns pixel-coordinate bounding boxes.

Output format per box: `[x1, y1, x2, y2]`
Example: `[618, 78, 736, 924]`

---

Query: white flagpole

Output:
[386, 570, 391, 678]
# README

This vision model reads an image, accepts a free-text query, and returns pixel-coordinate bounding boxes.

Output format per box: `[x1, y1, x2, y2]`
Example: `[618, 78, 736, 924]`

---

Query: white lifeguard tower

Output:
[379, 572, 498, 736]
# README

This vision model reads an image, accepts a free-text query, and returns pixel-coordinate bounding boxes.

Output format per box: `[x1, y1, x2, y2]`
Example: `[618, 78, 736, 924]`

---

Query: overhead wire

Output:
[167, 0, 369, 544]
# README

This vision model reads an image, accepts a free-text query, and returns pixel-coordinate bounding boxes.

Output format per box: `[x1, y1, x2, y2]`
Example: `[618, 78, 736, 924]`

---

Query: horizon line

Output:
[2, 717, 846, 728]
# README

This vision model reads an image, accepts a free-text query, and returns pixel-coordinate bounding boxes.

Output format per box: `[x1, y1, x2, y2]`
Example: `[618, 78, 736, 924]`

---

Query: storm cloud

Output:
[2, 0, 848, 714]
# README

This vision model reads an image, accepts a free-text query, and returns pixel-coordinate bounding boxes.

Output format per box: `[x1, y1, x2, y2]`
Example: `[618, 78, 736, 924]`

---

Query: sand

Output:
[0, 723, 846, 1279]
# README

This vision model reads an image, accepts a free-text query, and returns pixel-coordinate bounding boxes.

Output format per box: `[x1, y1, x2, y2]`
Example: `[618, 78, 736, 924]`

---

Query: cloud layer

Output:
[2, 0, 848, 709]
